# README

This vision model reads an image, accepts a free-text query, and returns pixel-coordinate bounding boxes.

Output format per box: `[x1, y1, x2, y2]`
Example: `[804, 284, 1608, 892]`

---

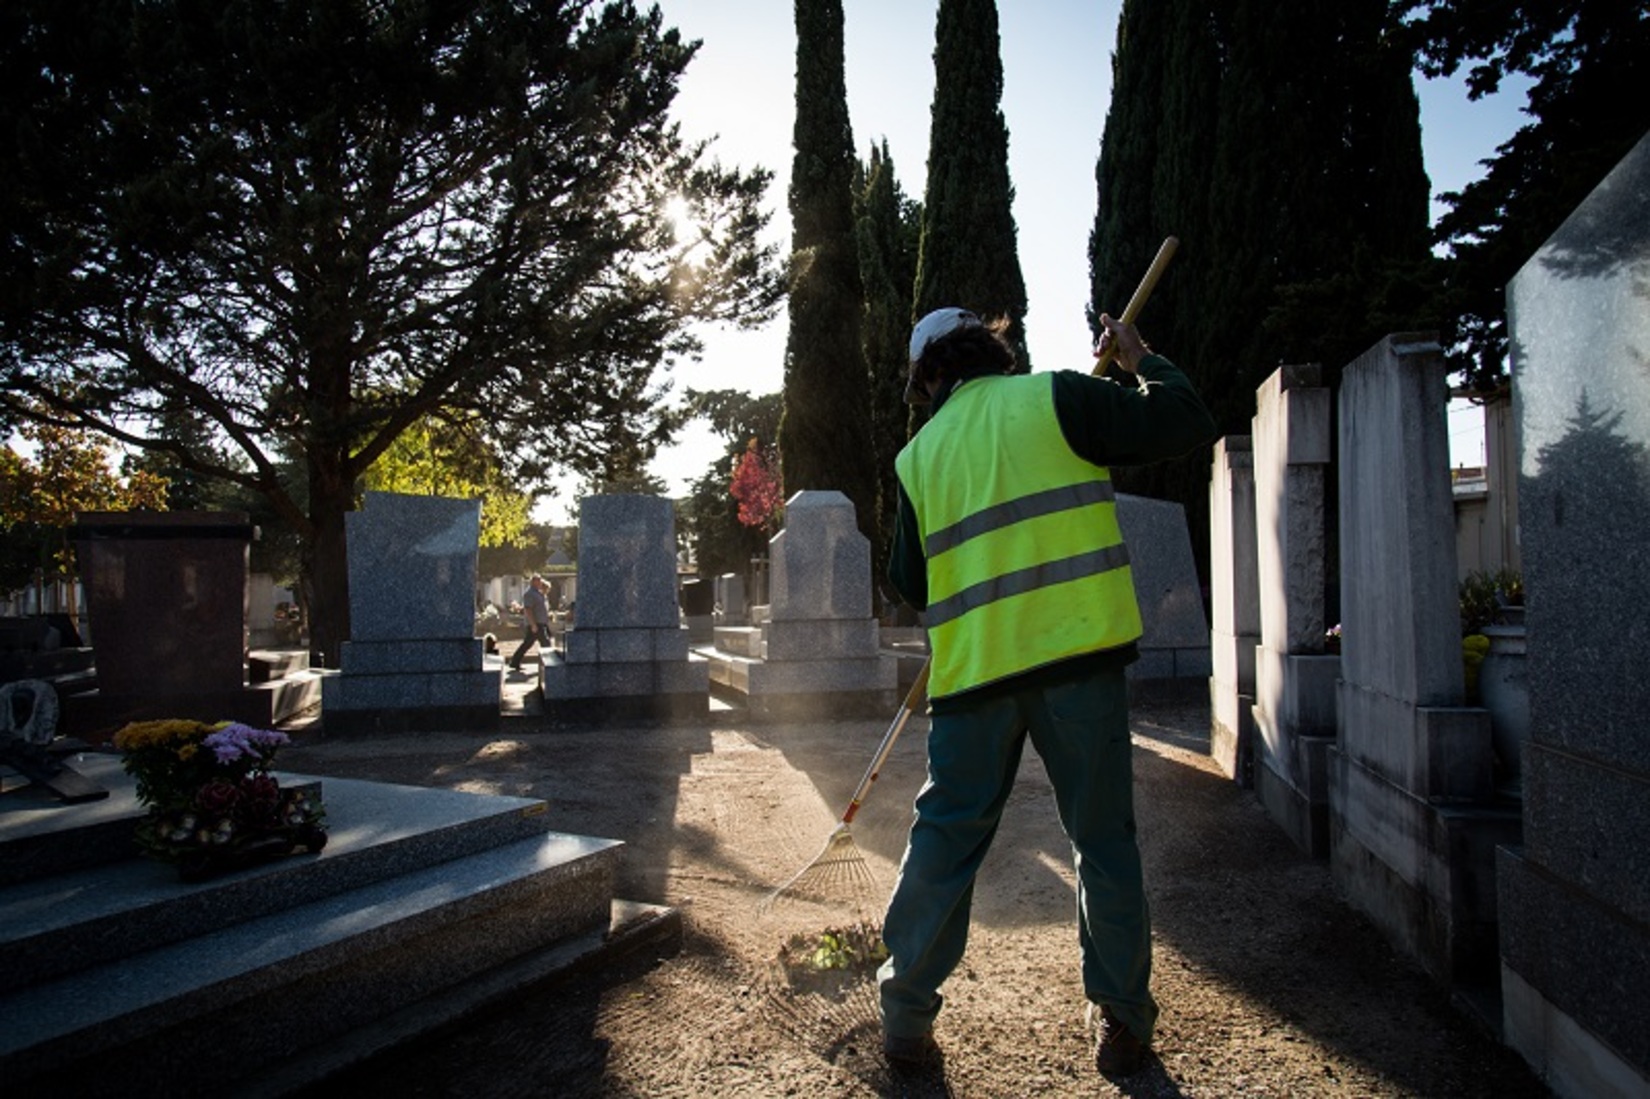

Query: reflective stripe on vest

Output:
[895, 373, 1143, 699]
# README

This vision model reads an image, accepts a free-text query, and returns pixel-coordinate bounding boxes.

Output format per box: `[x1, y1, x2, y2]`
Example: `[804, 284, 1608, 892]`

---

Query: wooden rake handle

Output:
[839, 659, 930, 826]
[1091, 235, 1179, 373]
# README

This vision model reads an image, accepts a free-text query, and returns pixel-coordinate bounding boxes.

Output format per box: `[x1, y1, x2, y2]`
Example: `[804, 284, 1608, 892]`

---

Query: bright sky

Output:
[542, 0, 1532, 522]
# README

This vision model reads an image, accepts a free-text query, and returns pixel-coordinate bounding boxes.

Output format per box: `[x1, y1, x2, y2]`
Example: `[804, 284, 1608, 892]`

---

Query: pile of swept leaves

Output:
[772, 921, 888, 999]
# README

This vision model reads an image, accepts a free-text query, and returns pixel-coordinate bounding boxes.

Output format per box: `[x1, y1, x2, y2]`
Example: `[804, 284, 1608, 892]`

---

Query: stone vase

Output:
[1478, 620, 1530, 794]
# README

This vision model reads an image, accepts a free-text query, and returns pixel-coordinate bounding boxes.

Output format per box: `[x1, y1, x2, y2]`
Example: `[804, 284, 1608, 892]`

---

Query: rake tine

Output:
[759, 824, 854, 912]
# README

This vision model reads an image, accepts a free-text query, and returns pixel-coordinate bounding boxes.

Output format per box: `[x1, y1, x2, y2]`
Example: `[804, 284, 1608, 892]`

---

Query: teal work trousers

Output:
[877, 665, 1157, 1043]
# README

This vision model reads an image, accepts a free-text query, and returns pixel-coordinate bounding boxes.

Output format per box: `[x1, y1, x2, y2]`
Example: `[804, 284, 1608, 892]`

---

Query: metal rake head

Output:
[760, 825, 884, 916]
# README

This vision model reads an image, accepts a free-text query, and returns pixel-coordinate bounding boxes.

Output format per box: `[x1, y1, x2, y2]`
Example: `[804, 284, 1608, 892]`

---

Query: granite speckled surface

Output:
[327, 492, 497, 723]
[545, 494, 707, 712]
[575, 495, 680, 630]
[1499, 129, 1650, 1086]
[345, 493, 482, 641]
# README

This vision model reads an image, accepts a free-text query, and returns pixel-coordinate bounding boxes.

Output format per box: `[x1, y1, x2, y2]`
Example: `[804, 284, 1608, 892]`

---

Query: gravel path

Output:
[279, 662, 1549, 1098]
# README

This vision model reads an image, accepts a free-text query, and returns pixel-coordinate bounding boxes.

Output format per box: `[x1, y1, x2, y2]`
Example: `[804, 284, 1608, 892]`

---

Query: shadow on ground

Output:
[278, 668, 1545, 1098]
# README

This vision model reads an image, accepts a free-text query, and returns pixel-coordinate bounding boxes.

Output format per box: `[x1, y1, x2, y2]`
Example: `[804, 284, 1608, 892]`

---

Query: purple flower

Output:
[203, 723, 290, 765]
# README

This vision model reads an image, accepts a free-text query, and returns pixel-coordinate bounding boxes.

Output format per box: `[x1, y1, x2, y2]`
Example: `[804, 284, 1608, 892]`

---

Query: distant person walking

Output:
[879, 308, 1216, 1079]
[509, 575, 551, 671]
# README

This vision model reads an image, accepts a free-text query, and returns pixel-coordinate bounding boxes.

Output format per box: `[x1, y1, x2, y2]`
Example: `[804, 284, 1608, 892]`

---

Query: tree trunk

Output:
[306, 507, 349, 668]
[305, 450, 354, 668]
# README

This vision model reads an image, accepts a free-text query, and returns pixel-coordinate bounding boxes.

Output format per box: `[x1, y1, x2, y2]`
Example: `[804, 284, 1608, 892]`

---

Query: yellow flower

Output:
[114, 718, 214, 751]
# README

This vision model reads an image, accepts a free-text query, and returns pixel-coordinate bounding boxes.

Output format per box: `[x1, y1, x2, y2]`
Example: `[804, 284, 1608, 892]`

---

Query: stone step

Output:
[259, 666, 326, 723]
[246, 647, 311, 683]
[0, 758, 565, 988]
[712, 625, 764, 658]
[0, 828, 624, 1097]
[240, 898, 681, 1099]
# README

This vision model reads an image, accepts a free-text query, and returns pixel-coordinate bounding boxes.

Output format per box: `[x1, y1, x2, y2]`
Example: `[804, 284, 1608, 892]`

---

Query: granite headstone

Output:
[543, 495, 707, 721]
[705, 491, 894, 719]
[321, 493, 498, 734]
[1116, 493, 1210, 689]
[575, 495, 679, 630]
[1497, 130, 1650, 1096]
[64, 511, 276, 734]
[713, 573, 746, 625]
[1330, 333, 1512, 986]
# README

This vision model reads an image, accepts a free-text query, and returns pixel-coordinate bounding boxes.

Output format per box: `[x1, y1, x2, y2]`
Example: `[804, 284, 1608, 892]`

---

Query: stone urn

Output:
[1479, 611, 1529, 795]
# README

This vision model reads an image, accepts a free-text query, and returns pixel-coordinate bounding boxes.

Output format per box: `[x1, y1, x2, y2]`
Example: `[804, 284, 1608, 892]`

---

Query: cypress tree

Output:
[1192, 0, 1431, 420]
[1089, 0, 1226, 573]
[915, 0, 1031, 372]
[779, 0, 879, 546]
[1090, 0, 1184, 344]
[1090, 0, 1433, 578]
[855, 140, 921, 576]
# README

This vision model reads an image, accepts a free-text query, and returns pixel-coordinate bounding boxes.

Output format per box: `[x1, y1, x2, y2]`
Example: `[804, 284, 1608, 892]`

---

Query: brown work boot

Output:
[1090, 1003, 1149, 1077]
[883, 1028, 941, 1068]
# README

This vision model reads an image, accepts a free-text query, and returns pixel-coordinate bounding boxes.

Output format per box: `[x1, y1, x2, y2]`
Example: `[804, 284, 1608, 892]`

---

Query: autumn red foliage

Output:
[729, 439, 784, 533]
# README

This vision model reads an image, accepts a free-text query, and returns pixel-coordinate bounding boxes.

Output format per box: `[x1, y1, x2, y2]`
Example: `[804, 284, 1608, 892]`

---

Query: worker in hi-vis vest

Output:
[879, 307, 1216, 1079]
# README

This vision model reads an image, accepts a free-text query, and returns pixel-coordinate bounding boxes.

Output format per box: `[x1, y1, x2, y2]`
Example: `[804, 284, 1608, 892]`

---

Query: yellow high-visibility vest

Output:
[896, 373, 1142, 700]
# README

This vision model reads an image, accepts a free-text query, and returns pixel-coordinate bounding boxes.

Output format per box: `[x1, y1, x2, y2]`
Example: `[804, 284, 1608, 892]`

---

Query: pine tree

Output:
[915, 0, 1031, 372]
[855, 141, 921, 574]
[0, 0, 781, 663]
[779, 0, 879, 546]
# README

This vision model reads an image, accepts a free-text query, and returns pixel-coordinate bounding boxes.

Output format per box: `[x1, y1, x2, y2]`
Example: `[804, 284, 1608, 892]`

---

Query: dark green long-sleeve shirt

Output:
[889, 354, 1217, 710]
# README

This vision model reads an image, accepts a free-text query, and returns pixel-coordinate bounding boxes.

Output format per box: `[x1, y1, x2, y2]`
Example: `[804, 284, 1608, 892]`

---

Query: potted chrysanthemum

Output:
[112, 719, 327, 881]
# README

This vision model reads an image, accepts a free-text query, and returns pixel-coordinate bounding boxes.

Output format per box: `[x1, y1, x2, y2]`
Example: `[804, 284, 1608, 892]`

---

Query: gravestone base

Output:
[541, 639, 710, 724]
[1253, 648, 1338, 856]
[742, 683, 899, 722]
[1499, 853, 1650, 1099]
[1254, 729, 1333, 859]
[1338, 685, 1496, 800]
[706, 650, 897, 721]
[1495, 740, 1650, 1096]
[1127, 646, 1214, 704]
[711, 626, 763, 657]
[1330, 747, 1521, 986]
[321, 642, 500, 734]
[1210, 685, 1255, 787]
[542, 683, 710, 726]
[320, 699, 502, 736]
[1210, 626, 1258, 784]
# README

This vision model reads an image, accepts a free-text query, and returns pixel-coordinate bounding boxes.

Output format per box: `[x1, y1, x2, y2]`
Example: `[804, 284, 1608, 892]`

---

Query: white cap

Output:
[908, 307, 982, 365]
